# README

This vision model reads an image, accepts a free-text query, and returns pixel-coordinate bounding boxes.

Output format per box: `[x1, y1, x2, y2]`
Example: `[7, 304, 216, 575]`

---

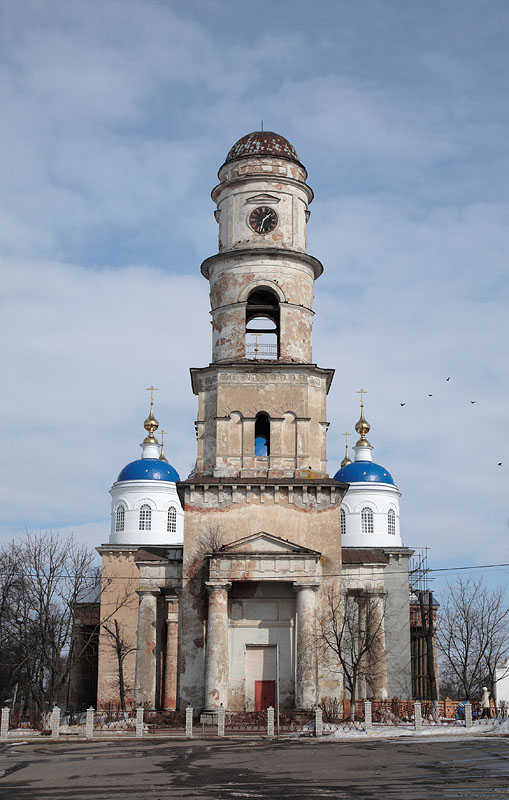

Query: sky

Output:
[1, 0, 508, 598]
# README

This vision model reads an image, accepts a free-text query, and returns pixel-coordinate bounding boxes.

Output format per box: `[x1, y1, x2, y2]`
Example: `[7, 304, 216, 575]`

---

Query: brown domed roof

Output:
[225, 131, 299, 164]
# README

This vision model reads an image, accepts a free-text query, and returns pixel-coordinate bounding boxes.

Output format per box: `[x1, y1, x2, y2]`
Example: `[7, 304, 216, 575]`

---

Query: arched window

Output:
[245, 288, 279, 360]
[167, 506, 177, 533]
[139, 504, 151, 531]
[388, 508, 396, 535]
[361, 507, 373, 535]
[115, 505, 125, 532]
[255, 412, 270, 456]
[340, 508, 346, 536]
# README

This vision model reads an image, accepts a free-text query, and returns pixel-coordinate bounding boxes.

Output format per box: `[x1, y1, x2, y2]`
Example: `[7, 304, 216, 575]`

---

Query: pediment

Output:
[245, 193, 281, 204]
[220, 531, 320, 556]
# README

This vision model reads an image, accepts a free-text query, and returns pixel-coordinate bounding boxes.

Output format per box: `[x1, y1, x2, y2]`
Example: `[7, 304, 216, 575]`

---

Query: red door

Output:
[255, 680, 276, 710]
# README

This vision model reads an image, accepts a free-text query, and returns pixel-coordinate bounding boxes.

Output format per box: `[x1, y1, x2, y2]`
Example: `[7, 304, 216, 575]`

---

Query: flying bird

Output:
[498, 463, 503, 466]
[470, 401, 477, 404]
[428, 394, 433, 397]
[400, 403, 406, 406]
[446, 377, 451, 381]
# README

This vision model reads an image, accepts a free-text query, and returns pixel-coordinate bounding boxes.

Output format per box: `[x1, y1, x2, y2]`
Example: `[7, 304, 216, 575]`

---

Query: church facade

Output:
[70, 131, 415, 713]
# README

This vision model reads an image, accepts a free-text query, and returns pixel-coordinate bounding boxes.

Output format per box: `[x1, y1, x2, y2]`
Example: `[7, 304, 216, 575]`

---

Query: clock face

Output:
[248, 206, 278, 234]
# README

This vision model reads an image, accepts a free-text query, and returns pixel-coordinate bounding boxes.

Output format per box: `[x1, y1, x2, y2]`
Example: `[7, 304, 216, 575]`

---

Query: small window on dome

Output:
[115, 505, 125, 532]
[139, 504, 152, 531]
[361, 507, 373, 535]
[167, 506, 177, 534]
[388, 508, 396, 535]
[340, 508, 346, 536]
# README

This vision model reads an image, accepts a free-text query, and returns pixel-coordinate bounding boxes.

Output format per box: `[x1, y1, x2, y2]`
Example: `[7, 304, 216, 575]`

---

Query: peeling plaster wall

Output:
[179, 487, 343, 710]
[192, 364, 333, 478]
[96, 550, 140, 708]
[382, 550, 413, 699]
[213, 156, 311, 255]
[96, 548, 182, 709]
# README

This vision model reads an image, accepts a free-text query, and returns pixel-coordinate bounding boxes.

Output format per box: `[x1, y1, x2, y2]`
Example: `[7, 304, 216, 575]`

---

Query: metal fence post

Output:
[85, 707, 94, 740]
[217, 708, 225, 737]
[51, 705, 60, 739]
[267, 706, 275, 737]
[185, 707, 193, 738]
[0, 707, 9, 740]
[464, 701, 472, 728]
[315, 707, 323, 738]
[414, 701, 422, 732]
[364, 701, 372, 734]
[136, 707, 144, 738]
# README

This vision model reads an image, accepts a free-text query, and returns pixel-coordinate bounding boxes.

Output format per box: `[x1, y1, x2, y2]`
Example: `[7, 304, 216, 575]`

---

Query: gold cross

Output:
[343, 432, 350, 446]
[160, 429, 167, 447]
[146, 385, 158, 405]
[357, 388, 367, 406]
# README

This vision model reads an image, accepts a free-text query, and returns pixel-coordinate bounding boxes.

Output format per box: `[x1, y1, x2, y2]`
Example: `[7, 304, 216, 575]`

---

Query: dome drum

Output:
[110, 480, 183, 546]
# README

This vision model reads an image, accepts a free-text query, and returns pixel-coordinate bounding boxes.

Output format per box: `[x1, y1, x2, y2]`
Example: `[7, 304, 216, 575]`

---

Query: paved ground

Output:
[0, 735, 509, 799]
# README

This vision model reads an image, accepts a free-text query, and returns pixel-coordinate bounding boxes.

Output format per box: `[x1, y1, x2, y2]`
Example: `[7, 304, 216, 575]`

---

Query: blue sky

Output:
[1, 0, 508, 596]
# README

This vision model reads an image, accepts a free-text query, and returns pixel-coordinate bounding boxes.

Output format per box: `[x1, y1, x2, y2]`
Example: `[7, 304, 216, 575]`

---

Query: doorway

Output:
[255, 680, 276, 710]
[245, 645, 277, 711]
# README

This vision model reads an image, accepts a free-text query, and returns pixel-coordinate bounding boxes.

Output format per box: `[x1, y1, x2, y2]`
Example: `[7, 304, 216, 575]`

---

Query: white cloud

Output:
[0, 0, 507, 585]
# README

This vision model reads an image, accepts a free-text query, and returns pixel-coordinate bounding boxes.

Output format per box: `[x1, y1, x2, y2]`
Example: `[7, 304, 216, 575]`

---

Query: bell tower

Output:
[192, 131, 333, 479]
[179, 132, 346, 713]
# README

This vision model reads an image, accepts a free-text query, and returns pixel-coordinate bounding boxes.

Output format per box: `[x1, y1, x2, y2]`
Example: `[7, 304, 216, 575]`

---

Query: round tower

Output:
[202, 131, 323, 364]
[109, 395, 184, 545]
[334, 395, 402, 548]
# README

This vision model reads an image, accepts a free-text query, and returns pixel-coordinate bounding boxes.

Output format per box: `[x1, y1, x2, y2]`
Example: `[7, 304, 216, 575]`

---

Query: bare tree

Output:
[102, 619, 137, 712]
[437, 577, 509, 700]
[319, 587, 386, 720]
[0, 530, 137, 711]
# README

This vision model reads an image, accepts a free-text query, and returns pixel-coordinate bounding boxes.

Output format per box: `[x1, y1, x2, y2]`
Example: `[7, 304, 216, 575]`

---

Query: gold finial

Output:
[143, 386, 159, 443]
[159, 429, 169, 463]
[355, 388, 371, 448]
[341, 432, 352, 467]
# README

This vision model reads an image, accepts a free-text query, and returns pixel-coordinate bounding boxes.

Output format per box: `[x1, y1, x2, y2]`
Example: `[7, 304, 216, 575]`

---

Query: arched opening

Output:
[388, 508, 396, 535]
[245, 288, 279, 360]
[115, 504, 125, 533]
[139, 504, 152, 531]
[255, 412, 270, 457]
[361, 507, 373, 535]
[167, 506, 177, 533]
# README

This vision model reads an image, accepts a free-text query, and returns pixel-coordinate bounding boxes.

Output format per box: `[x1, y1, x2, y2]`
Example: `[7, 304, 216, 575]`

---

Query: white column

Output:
[185, 707, 193, 738]
[51, 705, 60, 739]
[364, 700, 372, 733]
[267, 706, 275, 737]
[85, 707, 94, 739]
[204, 581, 231, 711]
[315, 707, 323, 737]
[1, 707, 9, 740]
[134, 588, 159, 709]
[294, 582, 319, 709]
[414, 700, 422, 731]
[135, 707, 144, 737]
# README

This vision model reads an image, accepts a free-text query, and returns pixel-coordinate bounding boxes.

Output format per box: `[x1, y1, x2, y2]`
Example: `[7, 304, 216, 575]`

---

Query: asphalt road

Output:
[1, 735, 509, 799]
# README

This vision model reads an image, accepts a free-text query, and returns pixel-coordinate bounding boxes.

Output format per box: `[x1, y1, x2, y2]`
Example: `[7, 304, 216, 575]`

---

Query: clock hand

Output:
[260, 213, 271, 231]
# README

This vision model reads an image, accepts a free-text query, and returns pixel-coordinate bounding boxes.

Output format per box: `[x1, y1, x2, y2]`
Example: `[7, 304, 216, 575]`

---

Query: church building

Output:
[70, 131, 415, 713]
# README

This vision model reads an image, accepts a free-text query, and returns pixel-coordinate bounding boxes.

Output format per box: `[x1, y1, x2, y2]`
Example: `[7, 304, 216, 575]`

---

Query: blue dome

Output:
[334, 460, 394, 485]
[117, 458, 180, 483]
